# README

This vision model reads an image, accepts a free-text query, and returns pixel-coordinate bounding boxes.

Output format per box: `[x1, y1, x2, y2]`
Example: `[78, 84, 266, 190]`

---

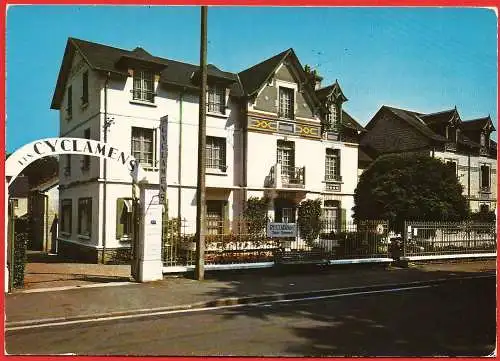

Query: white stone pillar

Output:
[135, 186, 163, 282]
[276, 163, 282, 188]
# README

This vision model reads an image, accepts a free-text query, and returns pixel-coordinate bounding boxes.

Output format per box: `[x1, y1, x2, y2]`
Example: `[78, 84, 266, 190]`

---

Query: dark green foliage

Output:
[469, 210, 496, 223]
[243, 197, 269, 237]
[297, 199, 323, 246]
[353, 154, 469, 232]
[13, 233, 27, 288]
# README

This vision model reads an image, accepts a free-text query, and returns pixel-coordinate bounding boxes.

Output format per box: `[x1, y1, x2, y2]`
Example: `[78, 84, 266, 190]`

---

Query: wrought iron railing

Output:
[403, 221, 496, 257]
[282, 166, 305, 188]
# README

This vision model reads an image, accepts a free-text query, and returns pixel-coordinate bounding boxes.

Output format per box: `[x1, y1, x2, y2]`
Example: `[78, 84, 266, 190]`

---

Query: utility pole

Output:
[195, 6, 208, 281]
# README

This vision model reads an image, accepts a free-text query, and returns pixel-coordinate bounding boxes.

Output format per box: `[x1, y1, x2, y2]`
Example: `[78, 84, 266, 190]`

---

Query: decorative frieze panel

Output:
[248, 116, 321, 139]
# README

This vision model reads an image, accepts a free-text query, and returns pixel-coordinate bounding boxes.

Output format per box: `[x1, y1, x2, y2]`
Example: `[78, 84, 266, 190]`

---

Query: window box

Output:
[129, 99, 158, 107]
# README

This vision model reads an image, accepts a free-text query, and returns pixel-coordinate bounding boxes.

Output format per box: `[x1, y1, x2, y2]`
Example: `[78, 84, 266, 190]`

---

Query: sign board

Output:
[267, 222, 297, 238]
[5, 137, 143, 186]
[159, 116, 168, 205]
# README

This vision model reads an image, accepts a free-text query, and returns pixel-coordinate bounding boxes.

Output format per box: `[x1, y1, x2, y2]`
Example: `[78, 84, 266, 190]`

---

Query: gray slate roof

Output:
[52, 38, 238, 109]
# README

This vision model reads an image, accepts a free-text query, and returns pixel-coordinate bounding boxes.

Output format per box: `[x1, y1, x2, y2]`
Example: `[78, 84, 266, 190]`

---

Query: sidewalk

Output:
[5, 259, 496, 326]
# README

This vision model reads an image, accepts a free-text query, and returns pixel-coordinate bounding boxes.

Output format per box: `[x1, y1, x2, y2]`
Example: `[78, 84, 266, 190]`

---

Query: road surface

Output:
[6, 276, 496, 356]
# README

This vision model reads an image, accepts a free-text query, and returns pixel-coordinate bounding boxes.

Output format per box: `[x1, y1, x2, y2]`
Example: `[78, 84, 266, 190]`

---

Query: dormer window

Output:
[446, 126, 457, 142]
[326, 104, 339, 130]
[278, 87, 294, 120]
[133, 70, 154, 103]
[207, 84, 226, 114]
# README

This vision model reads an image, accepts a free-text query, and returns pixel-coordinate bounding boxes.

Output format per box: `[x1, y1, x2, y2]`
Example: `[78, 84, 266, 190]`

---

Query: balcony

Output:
[444, 142, 457, 152]
[266, 163, 305, 189]
[479, 146, 490, 156]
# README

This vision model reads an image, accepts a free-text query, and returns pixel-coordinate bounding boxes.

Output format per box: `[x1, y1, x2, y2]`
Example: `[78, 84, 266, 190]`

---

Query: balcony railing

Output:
[444, 142, 457, 152]
[266, 163, 305, 188]
[479, 146, 490, 156]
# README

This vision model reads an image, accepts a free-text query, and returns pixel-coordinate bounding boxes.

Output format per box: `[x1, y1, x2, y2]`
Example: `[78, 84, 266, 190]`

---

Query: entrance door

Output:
[274, 198, 296, 223]
[277, 141, 295, 183]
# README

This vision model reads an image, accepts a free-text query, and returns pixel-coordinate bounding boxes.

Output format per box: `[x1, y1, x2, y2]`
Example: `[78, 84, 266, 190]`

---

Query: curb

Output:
[6, 273, 495, 330]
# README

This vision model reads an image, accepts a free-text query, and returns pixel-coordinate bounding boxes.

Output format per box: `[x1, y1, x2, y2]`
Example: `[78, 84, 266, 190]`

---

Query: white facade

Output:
[53, 40, 361, 262]
[434, 150, 497, 212]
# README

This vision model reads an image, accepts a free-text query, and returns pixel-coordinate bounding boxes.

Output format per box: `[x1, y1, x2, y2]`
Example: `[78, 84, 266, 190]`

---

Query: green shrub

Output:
[13, 233, 27, 288]
[297, 199, 322, 247]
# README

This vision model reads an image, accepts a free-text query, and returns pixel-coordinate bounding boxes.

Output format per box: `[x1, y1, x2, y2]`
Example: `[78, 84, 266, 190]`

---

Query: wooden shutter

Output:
[116, 199, 125, 239]
[341, 208, 347, 232]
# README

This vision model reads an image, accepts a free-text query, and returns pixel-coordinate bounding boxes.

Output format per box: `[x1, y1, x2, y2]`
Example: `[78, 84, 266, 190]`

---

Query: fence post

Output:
[403, 221, 407, 258]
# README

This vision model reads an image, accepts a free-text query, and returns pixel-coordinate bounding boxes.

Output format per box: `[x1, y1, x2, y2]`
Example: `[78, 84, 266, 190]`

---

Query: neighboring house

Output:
[8, 175, 29, 219]
[28, 176, 59, 252]
[361, 105, 497, 213]
[50, 38, 364, 263]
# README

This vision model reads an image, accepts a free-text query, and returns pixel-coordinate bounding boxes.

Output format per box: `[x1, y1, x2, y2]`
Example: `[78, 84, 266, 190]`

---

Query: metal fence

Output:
[162, 218, 390, 267]
[403, 221, 497, 258]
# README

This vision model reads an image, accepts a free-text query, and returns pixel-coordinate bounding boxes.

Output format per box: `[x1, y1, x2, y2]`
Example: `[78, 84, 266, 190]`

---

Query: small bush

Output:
[13, 233, 28, 288]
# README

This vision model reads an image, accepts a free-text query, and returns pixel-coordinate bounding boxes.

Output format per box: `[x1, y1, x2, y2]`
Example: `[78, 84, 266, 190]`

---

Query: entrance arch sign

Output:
[6, 137, 146, 185]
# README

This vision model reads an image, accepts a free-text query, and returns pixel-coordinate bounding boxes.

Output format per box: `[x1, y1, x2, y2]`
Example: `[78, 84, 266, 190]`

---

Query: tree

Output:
[297, 198, 323, 246]
[353, 154, 468, 232]
[243, 197, 269, 238]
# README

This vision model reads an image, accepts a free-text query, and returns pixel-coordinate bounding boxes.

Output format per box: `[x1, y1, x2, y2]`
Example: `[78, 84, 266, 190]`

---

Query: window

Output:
[446, 160, 457, 175]
[133, 70, 155, 103]
[64, 154, 71, 176]
[82, 71, 89, 105]
[326, 104, 339, 130]
[67, 85, 72, 119]
[480, 165, 490, 190]
[78, 198, 92, 237]
[61, 199, 72, 234]
[277, 140, 295, 180]
[132, 127, 154, 167]
[282, 208, 295, 223]
[206, 200, 225, 235]
[207, 85, 226, 114]
[278, 87, 294, 119]
[480, 133, 486, 146]
[82, 128, 91, 171]
[446, 126, 457, 142]
[325, 149, 341, 181]
[480, 204, 490, 213]
[206, 136, 226, 171]
[274, 199, 295, 223]
[323, 200, 340, 233]
[116, 198, 133, 240]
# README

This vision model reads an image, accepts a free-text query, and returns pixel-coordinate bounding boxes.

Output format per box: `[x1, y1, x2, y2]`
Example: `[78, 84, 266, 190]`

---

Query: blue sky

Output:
[6, 6, 497, 152]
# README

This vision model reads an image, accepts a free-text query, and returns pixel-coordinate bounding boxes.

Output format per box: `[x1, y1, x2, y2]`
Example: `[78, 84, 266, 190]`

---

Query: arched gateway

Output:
[5, 138, 164, 292]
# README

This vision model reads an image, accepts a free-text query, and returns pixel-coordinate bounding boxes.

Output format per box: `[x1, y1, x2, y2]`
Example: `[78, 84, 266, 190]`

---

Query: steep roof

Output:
[461, 116, 496, 132]
[9, 176, 30, 198]
[419, 108, 457, 125]
[342, 110, 365, 132]
[315, 80, 348, 103]
[236, 48, 291, 96]
[51, 38, 238, 109]
[379, 106, 447, 142]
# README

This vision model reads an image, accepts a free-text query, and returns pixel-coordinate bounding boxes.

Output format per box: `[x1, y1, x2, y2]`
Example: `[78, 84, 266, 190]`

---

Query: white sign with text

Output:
[159, 116, 168, 204]
[267, 222, 297, 238]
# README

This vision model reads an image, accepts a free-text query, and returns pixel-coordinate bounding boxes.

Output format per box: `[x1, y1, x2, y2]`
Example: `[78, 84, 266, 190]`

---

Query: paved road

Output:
[6, 276, 495, 356]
